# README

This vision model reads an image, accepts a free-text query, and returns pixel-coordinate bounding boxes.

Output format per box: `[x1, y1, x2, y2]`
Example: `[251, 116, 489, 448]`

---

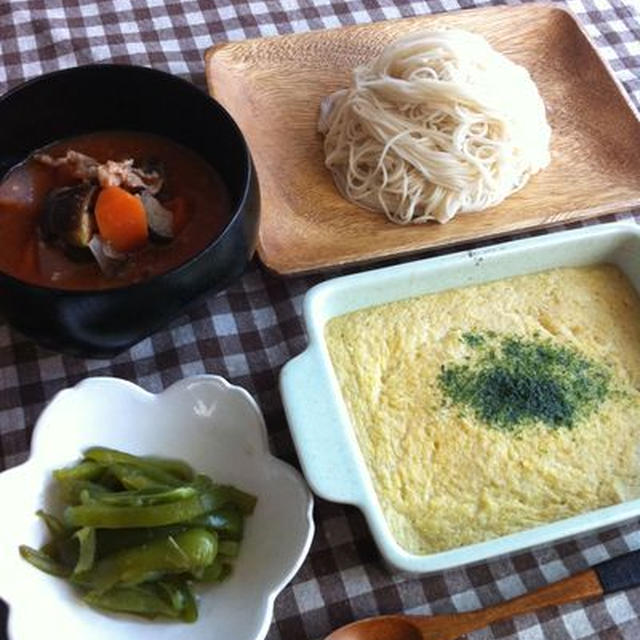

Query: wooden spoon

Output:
[325, 549, 640, 640]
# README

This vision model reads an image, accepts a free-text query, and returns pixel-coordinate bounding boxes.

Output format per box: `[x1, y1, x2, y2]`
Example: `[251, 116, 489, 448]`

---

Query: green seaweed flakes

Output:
[461, 331, 485, 347]
[437, 332, 611, 431]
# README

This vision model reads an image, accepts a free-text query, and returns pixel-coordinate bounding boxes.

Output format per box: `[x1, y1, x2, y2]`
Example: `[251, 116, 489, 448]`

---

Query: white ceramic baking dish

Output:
[280, 221, 640, 574]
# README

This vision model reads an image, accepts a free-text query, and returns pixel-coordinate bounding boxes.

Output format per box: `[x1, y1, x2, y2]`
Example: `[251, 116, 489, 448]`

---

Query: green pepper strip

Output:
[57, 479, 109, 504]
[36, 510, 68, 539]
[177, 581, 198, 623]
[95, 525, 189, 559]
[218, 486, 257, 514]
[142, 458, 195, 482]
[107, 463, 175, 491]
[91, 486, 197, 508]
[40, 540, 61, 561]
[176, 528, 218, 569]
[74, 528, 217, 593]
[196, 557, 224, 582]
[105, 461, 183, 489]
[74, 536, 189, 593]
[53, 535, 81, 569]
[193, 475, 257, 514]
[72, 527, 96, 575]
[218, 540, 239, 557]
[155, 579, 188, 611]
[19, 545, 71, 578]
[83, 584, 182, 619]
[65, 490, 216, 528]
[83, 447, 193, 484]
[154, 578, 198, 621]
[53, 461, 105, 483]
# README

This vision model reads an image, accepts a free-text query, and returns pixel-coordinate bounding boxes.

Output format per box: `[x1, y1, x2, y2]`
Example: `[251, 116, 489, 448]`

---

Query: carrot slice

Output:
[164, 197, 190, 236]
[94, 186, 148, 252]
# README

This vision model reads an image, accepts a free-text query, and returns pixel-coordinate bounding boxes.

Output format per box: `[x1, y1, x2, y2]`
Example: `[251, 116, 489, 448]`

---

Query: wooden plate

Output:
[205, 4, 640, 275]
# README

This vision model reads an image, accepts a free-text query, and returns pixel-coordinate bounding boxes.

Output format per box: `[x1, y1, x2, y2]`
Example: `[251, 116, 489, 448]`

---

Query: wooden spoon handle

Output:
[413, 570, 603, 639]
[425, 549, 640, 638]
[461, 569, 603, 629]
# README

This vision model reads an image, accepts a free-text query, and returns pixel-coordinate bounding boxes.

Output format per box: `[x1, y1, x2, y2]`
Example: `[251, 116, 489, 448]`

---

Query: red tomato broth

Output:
[0, 131, 231, 289]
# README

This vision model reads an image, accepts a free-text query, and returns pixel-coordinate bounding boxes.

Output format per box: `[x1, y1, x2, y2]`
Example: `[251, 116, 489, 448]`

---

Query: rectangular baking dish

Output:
[280, 222, 640, 573]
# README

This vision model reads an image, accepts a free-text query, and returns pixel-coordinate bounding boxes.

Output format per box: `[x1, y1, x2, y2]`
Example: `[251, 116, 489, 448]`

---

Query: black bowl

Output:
[0, 65, 259, 358]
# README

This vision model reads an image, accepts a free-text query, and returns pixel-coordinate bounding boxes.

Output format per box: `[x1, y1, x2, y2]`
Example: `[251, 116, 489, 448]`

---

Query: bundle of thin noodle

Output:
[318, 29, 552, 224]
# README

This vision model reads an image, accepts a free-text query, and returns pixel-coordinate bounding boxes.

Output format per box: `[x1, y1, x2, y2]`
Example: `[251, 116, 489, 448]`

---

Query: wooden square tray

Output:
[205, 4, 640, 275]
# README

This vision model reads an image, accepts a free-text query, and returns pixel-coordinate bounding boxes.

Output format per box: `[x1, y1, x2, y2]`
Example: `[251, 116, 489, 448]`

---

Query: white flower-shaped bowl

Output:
[0, 375, 314, 640]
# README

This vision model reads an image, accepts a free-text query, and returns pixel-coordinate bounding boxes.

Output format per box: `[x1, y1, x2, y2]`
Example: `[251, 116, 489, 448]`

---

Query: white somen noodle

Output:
[318, 29, 552, 224]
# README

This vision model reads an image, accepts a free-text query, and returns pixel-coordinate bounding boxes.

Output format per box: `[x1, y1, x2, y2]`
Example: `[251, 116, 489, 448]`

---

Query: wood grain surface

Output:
[205, 4, 640, 275]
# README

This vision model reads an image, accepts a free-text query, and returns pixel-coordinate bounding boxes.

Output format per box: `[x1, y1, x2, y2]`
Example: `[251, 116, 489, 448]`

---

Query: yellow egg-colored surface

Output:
[325, 265, 640, 554]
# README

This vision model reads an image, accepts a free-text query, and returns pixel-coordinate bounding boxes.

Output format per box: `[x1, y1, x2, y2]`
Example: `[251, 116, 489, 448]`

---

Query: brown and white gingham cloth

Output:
[1, 1, 639, 638]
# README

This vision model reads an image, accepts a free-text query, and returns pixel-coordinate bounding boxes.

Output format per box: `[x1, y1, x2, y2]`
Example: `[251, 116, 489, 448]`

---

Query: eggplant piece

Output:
[41, 183, 97, 248]
[139, 191, 174, 240]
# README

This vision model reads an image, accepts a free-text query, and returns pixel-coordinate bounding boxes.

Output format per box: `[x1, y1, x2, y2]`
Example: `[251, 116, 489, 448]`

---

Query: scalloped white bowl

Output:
[0, 375, 314, 640]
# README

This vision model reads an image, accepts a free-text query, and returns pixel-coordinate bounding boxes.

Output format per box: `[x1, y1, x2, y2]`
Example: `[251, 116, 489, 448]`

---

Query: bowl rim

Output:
[0, 63, 257, 295]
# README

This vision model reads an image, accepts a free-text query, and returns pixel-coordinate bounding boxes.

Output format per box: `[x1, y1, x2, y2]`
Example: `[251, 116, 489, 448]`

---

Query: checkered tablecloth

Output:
[1, 0, 640, 638]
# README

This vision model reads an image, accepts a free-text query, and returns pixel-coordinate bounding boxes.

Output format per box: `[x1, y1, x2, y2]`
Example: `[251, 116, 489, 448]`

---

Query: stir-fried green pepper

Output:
[95, 524, 190, 558]
[107, 463, 174, 491]
[72, 526, 96, 575]
[64, 490, 213, 528]
[19, 545, 71, 577]
[83, 584, 186, 620]
[57, 478, 109, 504]
[19, 447, 256, 622]
[155, 580, 198, 622]
[89, 486, 198, 507]
[191, 506, 245, 540]
[84, 447, 194, 484]
[36, 509, 68, 538]
[218, 540, 240, 558]
[54, 460, 105, 483]
[197, 557, 225, 582]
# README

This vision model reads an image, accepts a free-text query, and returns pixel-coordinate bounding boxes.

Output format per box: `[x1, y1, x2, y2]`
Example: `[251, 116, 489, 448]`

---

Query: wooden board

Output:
[205, 4, 640, 275]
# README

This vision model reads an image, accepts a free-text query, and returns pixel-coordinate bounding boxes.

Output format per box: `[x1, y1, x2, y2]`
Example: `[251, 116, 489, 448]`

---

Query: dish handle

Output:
[280, 348, 364, 506]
